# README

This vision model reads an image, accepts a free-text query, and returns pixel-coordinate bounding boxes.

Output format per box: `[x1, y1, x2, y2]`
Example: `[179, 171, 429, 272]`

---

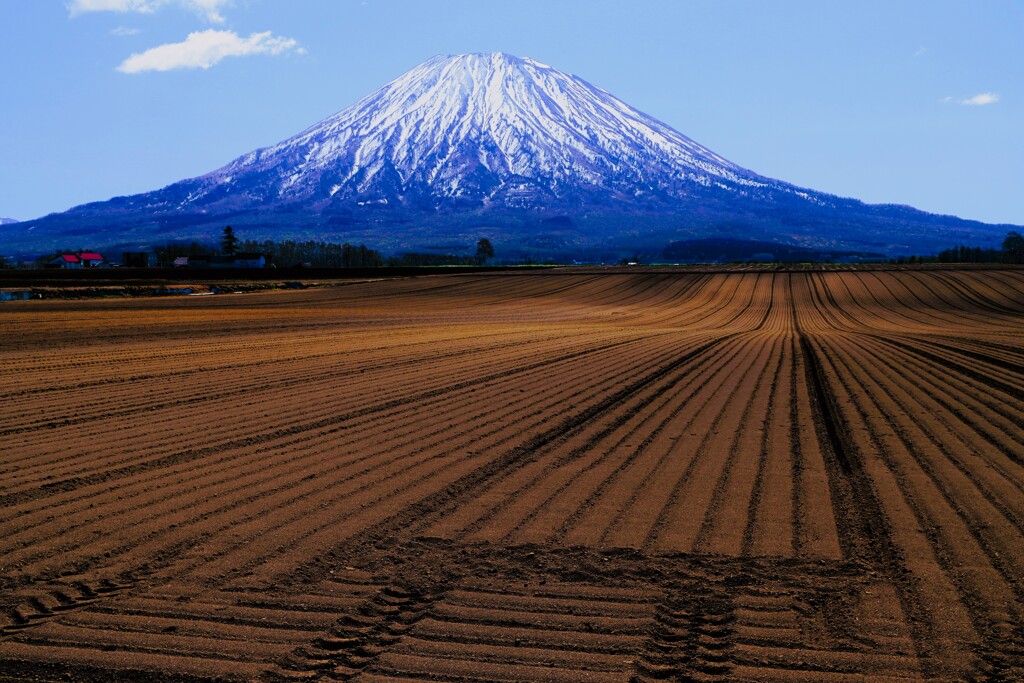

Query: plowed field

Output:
[2, 268, 1023, 682]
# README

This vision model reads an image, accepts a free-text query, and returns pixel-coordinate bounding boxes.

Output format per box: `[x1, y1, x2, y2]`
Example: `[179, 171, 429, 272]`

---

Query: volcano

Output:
[3, 52, 1015, 258]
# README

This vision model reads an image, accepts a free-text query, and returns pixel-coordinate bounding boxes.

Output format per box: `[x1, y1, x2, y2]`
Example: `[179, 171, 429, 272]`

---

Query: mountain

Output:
[3, 53, 1016, 259]
[0, 217, 18, 225]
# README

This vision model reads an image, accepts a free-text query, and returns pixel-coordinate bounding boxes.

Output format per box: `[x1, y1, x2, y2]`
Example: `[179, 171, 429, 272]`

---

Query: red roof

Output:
[79, 252, 103, 260]
[60, 254, 79, 262]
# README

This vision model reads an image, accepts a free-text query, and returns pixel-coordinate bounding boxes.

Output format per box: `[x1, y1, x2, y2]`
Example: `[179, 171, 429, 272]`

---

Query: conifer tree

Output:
[221, 226, 239, 257]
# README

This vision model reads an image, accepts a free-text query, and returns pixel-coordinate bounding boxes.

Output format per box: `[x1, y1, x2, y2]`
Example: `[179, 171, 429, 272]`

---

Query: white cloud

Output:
[69, 0, 230, 23]
[961, 92, 1000, 106]
[110, 25, 142, 36]
[186, 0, 229, 23]
[116, 29, 301, 73]
[913, 46, 927, 58]
[944, 92, 1000, 106]
[70, 0, 157, 14]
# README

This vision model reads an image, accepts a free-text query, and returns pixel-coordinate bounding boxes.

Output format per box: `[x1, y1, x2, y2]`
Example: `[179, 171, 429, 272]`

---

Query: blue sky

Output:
[1, 0, 1021, 225]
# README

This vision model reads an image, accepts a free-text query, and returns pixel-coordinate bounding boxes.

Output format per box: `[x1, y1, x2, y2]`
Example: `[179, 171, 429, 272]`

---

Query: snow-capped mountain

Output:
[0, 217, 18, 225]
[4, 53, 1015, 257]
[198, 52, 768, 209]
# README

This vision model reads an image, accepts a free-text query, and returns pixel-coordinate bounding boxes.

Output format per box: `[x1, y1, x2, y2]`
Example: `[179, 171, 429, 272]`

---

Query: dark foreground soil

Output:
[1, 268, 1023, 681]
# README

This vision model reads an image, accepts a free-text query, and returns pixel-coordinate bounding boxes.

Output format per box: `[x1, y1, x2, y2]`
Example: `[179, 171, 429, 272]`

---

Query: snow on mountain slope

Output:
[191, 52, 776, 209]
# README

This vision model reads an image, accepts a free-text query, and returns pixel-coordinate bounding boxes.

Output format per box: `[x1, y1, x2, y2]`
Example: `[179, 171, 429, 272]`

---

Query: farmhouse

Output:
[46, 254, 81, 269]
[79, 252, 105, 267]
[46, 252, 106, 268]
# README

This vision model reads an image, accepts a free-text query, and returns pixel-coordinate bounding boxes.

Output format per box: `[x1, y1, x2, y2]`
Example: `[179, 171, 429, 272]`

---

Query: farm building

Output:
[46, 254, 82, 269]
[79, 252, 105, 267]
[232, 253, 266, 268]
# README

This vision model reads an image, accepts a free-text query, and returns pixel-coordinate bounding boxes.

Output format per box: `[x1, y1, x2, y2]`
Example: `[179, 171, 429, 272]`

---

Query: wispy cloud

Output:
[69, 0, 230, 24]
[913, 46, 927, 58]
[943, 92, 1000, 106]
[961, 92, 1000, 106]
[116, 29, 302, 73]
[110, 25, 142, 36]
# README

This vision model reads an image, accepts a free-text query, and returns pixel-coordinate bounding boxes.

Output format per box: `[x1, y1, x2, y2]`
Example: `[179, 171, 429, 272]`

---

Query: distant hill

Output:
[3, 53, 1017, 259]
[662, 237, 884, 263]
[0, 217, 18, 225]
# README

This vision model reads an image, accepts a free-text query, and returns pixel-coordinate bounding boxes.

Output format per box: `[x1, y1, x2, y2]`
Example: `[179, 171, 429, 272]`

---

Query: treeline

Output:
[240, 240, 383, 268]
[385, 253, 480, 267]
[148, 239, 495, 268]
[148, 239, 384, 268]
[246, 236, 495, 267]
[935, 245, 1002, 263]
[896, 231, 1024, 265]
[386, 239, 495, 266]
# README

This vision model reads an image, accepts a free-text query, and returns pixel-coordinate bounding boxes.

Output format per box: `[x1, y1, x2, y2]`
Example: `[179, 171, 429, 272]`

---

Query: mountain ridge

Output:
[2, 52, 1016, 258]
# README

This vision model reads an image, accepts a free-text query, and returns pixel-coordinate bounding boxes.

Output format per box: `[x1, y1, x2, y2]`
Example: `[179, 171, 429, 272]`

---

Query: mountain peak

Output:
[428, 52, 551, 69]
[200, 51, 751, 209]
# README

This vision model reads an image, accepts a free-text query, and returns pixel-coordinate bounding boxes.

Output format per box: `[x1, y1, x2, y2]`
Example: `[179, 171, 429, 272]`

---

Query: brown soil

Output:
[1, 268, 1022, 682]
